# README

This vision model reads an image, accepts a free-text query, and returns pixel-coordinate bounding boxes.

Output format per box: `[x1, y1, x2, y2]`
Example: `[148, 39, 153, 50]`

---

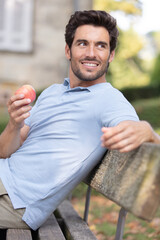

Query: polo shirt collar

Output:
[63, 78, 110, 93]
[63, 78, 91, 92]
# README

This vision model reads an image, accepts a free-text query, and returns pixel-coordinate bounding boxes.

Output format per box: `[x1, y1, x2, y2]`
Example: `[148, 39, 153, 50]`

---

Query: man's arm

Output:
[101, 120, 160, 153]
[0, 94, 31, 158]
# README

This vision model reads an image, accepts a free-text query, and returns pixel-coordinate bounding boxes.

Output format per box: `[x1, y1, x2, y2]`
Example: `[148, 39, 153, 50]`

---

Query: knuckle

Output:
[12, 101, 18, 108]
[8, 107, 11, 113]
[10, 96, 15, 102]
[21, 107, 25, 113]
[112, 135, 120, 143]
[10, 112, 15, 119]
[117, 142, 124, 148]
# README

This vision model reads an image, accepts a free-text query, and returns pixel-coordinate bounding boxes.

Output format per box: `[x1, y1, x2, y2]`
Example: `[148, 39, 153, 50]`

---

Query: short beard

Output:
[71, 62, 109, 81]
[70, 52, 110, 82]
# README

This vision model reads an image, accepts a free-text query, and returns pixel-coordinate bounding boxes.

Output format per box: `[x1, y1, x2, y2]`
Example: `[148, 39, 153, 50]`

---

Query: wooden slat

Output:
[6, 229, 32, 240]
[85, 142, 160, 221]
[38, 214, 65, 240]
[57, 200, 97, 240]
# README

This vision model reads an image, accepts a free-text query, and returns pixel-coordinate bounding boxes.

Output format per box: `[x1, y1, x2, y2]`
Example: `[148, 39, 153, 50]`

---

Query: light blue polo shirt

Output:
[0, 78, 139, 230]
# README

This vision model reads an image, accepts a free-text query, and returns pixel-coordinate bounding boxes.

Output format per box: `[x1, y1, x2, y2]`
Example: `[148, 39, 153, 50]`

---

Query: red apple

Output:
[15, 85, 36, 103]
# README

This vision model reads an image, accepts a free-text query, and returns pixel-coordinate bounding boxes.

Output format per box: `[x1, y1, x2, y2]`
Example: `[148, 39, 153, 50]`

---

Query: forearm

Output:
[0, 121, 22, 158]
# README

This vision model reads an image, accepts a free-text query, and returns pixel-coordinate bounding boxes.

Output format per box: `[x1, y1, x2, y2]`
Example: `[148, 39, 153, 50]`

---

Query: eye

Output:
[96, 42, 108, 49]
[97, 43, 106, 49]
[80, 42, 85, 46]
[76, 40, 88, 47]
[79, 42, 86, 47]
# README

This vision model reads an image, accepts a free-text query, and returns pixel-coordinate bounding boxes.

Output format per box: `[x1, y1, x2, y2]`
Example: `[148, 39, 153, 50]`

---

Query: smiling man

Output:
[65, 24, 115, 86]
[0, 10, 160, 231]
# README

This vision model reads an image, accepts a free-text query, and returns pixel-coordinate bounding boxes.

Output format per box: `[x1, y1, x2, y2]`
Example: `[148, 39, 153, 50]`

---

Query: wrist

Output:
[8, 120, 23, 132]
[151, 131, 160, 144]
[142, 121, 160, 144]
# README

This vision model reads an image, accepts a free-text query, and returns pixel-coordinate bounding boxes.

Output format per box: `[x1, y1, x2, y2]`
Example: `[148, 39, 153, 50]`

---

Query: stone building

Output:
[0, 0, 93, 105]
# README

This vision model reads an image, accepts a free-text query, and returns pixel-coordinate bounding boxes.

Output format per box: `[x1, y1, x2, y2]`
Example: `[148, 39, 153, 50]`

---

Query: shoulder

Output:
[92, 82, 128, 104]
[36, 83, 63, 102]
[103, 83, 125, 98]
[93, 83, 139, 126]
[40, 83, 62, 95]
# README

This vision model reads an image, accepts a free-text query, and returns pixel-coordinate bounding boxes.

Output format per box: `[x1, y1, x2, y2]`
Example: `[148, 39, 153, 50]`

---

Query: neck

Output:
[69, 69, 106, 89]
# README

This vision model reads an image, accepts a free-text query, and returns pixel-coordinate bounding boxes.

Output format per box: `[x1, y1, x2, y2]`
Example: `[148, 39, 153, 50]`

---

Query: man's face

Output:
[65, 25, 115, 85]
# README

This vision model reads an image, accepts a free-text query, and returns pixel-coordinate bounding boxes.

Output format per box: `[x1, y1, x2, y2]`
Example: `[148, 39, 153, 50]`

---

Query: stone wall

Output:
[0, 0, 93, 105]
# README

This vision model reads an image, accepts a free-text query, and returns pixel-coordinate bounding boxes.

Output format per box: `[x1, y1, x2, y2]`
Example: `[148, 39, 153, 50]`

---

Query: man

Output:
[0, 10, 159, 230]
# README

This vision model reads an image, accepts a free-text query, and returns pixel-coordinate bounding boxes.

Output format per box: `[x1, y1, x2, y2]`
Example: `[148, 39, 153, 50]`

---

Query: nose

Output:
[86, 45, 96, 58]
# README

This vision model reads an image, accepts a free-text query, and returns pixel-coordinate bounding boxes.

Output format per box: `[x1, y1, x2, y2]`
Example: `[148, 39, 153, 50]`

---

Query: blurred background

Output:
[0, 1, 160, 239]
[0, 0, 160, 134]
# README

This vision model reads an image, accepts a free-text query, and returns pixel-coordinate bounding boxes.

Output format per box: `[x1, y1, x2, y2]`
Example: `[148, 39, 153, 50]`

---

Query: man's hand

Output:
[7, 93, 32, 129]
[0, 94, 31, 158]
[101, 120, 160, 153]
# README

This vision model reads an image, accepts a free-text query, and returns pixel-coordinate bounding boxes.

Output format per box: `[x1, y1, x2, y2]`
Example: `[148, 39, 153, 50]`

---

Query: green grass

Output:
[72, 189, 160, 240]
[123, 233, 151, 240]
[96, 222, 117, 237]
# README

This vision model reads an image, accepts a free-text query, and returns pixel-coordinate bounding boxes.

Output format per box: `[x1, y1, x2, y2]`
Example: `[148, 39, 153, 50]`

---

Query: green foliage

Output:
[121, 85, 160, 102]
[117, 28, 143, 58]
[132, 97, 160, 131]
[0, 108, 9, 133]
[94, 0, 142, 15]
[94, 0, 148, 89]
[150, 53, 160, 86]
[109, 28, 149, 89]
[150, 32, 160, 51]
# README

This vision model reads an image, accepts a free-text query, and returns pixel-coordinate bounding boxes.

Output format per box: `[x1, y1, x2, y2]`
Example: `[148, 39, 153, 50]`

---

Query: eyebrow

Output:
[75, 39, 88, 44]
[75, 39, 109, 47]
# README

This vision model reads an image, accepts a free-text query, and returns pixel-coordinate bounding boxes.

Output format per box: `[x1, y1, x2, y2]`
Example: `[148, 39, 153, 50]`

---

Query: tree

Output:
[151, 53, 160, 86]
[94, 0, 142, 15]
[150, 32, 160, 86]
[93, 0, 150, 89]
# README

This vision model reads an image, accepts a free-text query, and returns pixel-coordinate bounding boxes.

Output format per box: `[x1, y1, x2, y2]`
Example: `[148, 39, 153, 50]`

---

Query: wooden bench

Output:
[84, 142, 160, 239]
[0, 142, 160, 240]
[0, 200, 97, 240]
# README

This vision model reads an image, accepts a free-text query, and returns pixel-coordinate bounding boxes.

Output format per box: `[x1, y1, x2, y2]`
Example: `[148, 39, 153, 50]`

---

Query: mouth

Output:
[81, 59, 100, 68]
[82, 62, 98, 67]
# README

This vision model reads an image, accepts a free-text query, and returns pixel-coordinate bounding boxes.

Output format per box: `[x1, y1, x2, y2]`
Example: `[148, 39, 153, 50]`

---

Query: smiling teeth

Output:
[84, 63, 97, 66]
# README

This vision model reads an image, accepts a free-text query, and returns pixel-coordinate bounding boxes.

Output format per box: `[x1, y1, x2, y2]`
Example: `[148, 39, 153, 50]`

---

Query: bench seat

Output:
[0, 200, 97, 240]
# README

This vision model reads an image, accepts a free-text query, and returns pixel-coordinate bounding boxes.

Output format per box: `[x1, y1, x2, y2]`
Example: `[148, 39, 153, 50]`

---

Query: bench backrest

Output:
[85, 142, 160, 221]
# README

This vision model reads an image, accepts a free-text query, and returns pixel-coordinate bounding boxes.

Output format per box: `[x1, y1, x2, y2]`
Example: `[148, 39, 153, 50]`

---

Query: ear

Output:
[65, 44, 71, 60]
[109, 50, 115, 63]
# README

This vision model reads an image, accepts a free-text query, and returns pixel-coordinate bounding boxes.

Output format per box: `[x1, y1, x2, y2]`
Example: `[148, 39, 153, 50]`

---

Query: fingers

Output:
[7, 94, 32, 129]
[101, 123, 129, 147]
[8, 94, 31, 108]
[101, 121, 145, 152]
[101, 130, 134, 152]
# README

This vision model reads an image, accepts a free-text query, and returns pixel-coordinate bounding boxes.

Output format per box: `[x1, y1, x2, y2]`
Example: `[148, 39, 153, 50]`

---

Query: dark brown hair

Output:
[65, 10, 119, 52]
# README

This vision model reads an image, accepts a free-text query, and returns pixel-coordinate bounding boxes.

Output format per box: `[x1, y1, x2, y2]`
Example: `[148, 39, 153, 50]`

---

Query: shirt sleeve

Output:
[100, 89, 139, 127]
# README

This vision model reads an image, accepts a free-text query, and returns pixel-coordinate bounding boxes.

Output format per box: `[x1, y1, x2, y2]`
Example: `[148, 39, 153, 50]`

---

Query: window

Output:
[0, 0, 34, 52]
